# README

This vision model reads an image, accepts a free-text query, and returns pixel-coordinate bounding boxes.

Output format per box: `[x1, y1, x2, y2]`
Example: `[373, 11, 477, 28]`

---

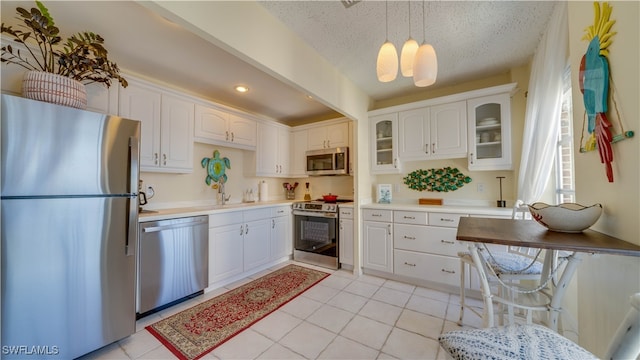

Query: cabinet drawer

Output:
[209, 211, 243, 227]
[393, 211, 428, 225]
[394, 224, 465, 256]
[363, 209, 393, 222]
[271, 205, 291, 218]
[244, 208, 271, 222]
[338, 207, 354, 219]
[394, 250, 460, 287]
[428, 212, 467, 228]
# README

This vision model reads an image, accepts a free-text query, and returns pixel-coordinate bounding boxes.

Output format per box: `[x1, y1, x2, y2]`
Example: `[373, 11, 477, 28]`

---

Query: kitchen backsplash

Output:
[141, 141, 516, 210]
[140, 142, 354, 209]
[374, 158, 517, 206]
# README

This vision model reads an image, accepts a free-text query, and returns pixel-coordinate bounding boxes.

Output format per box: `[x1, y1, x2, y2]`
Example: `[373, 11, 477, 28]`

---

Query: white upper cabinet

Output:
[430, 101, 468, 158]
[160, 94, 194, 171]
[467, 91, 513, 170]
[308, 122, 349, 150]
[398, 101, 467, 161]
[255, 121, 290, 177]
[86, 83, 119, 115]
[119, 78, 193, 173]
[194, 104, 256, 150]
[290, 129, 309, 178]
[370, 113, 401, 174]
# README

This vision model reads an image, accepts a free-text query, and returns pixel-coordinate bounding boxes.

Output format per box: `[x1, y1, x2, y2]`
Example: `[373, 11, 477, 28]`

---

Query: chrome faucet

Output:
[219, 180, 231, 205]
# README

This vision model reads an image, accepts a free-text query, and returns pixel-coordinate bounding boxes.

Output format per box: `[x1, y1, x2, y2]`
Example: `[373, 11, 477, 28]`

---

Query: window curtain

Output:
[517, 2, 568, 204]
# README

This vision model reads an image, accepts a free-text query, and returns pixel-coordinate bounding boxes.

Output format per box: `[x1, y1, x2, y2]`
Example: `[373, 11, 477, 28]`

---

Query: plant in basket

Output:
[1, 1, 127, 109]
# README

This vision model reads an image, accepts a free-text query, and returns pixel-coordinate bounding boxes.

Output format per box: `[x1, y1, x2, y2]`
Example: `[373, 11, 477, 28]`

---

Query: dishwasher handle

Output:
[142, 217, 207, 233]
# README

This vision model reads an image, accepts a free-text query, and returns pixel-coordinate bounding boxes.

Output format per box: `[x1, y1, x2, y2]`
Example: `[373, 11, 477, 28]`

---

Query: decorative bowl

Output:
[528, 202, 603, 233]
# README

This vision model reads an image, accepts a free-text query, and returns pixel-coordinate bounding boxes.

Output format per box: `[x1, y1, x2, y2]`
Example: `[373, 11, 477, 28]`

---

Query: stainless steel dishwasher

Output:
[137, 215, 208, 317]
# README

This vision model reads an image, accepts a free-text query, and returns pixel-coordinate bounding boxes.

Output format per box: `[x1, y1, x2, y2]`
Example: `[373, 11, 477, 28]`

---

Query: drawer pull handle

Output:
[372, 213, 382, 217]
[440, 240, 455, 244]
[441, 218, 455, 222]
[404, 236, 416, 240]
[441, 269, 455, 274]
[404, 262, 416, 267]
[403, 216, 416, 219]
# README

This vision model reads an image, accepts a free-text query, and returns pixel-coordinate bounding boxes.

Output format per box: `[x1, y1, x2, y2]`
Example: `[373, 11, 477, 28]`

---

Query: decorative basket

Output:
[22, 71, 87, 109]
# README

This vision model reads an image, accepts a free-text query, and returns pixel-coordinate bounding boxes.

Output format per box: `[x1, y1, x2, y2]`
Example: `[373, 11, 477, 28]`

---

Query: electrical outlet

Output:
[146, 184, 155, 198]
[477, 183, 485, 193]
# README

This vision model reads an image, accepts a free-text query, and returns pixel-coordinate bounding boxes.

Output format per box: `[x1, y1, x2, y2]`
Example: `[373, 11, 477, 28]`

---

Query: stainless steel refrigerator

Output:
[1, 94, 140, 359]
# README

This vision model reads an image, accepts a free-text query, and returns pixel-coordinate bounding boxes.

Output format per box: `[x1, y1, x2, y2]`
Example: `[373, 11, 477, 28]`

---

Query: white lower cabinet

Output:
[338, 206, 354, 267]
[241, 208, 271, 271]
[362, 206, 515, 291]
[270, 206, 292, 261]
[208, 206, 292, 287]
[208, 212, 244, 285]
[393, 221, 466, 287]
[363, 209, 393, 273]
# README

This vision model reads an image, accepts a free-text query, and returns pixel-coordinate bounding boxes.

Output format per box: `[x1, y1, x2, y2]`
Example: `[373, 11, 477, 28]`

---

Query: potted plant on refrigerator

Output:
[1, 1, 128, 109]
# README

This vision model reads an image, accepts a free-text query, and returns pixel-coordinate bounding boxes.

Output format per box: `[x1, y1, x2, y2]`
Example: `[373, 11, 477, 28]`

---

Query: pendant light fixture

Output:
[376, 1, 398, 82]
[413, 0, 438, 87]
[400, 1, 418, 77]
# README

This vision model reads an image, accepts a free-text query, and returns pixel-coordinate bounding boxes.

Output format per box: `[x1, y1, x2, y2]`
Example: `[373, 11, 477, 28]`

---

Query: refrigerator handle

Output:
[127, 135, 140, 256]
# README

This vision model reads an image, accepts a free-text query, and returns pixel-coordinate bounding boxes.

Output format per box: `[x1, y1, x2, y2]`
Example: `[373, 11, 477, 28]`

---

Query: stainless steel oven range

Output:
[292, 200, 341, 269]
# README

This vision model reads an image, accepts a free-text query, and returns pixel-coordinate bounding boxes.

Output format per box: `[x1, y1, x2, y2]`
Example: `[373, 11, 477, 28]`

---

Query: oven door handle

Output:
[292, 210, 337, 218]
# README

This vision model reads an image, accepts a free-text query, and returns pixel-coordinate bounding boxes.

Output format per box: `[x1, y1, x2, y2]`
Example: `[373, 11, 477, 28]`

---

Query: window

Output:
[555, 67, 575, 203]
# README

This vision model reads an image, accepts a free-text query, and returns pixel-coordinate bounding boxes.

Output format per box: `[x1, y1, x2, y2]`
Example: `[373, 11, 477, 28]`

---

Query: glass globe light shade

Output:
[413, 43, 438, 87]
[400, 38, 419, 77]
[376, 41, 398, 82]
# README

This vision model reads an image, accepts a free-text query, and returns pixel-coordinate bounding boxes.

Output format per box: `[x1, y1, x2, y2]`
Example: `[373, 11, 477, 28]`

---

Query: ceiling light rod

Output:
[413, 0, 438, 87]
[376, 1, 398, 82]
[401, 1, 418, 77]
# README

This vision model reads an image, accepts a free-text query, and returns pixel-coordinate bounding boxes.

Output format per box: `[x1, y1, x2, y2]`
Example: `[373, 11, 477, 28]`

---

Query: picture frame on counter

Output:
[377, 184, 392, 204]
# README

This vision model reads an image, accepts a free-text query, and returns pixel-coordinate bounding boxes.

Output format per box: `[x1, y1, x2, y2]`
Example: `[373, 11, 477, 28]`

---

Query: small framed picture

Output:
[377, 184, 392, 204]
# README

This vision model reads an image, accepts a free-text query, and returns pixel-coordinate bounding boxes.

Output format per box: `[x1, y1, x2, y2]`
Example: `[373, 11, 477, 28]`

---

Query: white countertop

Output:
[360, 202, 513, 216]
[139, 200, 295, 222]
[139, 199, 512, 222]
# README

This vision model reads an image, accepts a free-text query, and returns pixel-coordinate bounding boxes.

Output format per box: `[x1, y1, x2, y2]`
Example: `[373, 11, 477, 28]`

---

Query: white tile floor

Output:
[80, 261, 485, 360]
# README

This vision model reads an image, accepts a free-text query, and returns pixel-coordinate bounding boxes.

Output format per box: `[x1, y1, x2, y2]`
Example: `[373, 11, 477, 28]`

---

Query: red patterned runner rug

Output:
[146, 264, 329, 360]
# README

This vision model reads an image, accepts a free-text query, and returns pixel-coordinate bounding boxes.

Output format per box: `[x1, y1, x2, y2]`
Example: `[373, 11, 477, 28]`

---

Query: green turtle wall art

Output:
[201, 150, 231, 187]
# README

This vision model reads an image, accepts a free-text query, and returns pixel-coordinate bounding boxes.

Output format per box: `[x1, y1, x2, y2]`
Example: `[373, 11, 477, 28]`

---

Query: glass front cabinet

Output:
[467, 92, 513, 170]
[370, 113, 401, 174]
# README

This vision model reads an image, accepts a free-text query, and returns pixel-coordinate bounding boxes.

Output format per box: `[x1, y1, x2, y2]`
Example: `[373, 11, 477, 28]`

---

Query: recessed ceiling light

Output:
[234, 85, 249, 93]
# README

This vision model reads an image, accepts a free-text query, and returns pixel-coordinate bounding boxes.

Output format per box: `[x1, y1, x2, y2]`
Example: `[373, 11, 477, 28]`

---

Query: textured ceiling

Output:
[0, 1, 556, 124]
[258, 1, 557, 102]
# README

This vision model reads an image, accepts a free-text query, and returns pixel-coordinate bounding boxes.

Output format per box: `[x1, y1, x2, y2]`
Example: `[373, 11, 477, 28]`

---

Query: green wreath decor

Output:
[403, 167, 472, 192]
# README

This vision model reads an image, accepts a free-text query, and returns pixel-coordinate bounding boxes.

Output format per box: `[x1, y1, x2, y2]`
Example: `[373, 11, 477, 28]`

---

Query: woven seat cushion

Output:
[458, 251, 543, 275]
[438, 324, 598, 360]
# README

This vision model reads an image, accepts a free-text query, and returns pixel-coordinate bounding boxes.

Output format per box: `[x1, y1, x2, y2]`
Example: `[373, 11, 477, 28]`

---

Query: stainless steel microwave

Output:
[306, 147, 349, 176]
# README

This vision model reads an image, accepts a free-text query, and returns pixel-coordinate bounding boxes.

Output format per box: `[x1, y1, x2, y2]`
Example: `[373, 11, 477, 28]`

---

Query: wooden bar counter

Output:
[456, 217, 640, 331]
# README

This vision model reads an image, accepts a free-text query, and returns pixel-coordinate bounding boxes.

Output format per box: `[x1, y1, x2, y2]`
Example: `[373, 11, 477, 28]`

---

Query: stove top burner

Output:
[314, 198, 353, 204]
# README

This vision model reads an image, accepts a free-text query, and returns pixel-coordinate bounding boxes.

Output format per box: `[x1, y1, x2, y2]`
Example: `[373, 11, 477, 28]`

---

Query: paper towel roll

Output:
[259, 181, 268, 202]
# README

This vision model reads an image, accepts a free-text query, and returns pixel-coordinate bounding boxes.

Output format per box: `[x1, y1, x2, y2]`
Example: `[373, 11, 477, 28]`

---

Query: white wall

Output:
[140, 142, 283, 208]
[567, 1, 640, 356]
